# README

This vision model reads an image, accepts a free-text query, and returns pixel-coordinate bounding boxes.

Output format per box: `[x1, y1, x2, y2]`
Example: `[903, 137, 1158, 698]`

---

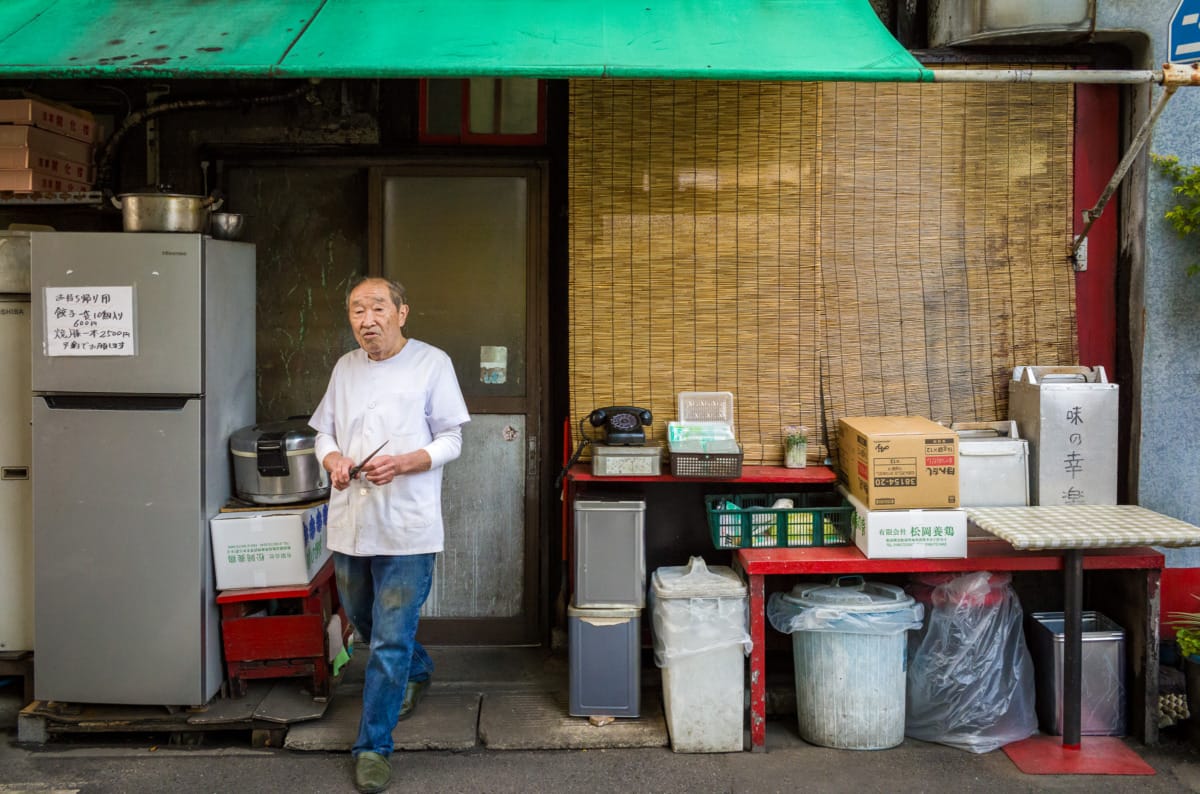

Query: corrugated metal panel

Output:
[0, 0, 931, 81]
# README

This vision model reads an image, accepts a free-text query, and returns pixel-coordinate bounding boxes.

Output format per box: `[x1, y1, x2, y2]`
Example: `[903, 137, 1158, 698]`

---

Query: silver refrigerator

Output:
[0, 231, 33, 653]
[31, 232, 255, 706]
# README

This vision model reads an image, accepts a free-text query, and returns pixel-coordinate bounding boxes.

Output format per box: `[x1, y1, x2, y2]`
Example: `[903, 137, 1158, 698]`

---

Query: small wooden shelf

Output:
[565, 463, 838, 485]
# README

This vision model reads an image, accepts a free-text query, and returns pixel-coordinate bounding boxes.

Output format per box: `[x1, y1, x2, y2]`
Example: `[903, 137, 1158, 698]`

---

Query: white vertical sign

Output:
[44, 286, 137, 357]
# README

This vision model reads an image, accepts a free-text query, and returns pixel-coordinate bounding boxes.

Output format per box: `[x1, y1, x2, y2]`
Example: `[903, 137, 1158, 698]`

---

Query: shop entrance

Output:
[370, 163, 548, 645]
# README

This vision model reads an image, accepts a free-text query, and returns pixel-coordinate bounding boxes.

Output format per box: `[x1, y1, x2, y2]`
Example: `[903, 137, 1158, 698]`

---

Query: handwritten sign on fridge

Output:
[43, 286, 136, 356]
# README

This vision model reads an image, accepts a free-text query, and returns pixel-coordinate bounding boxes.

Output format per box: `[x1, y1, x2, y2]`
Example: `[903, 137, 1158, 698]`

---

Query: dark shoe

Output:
[354, 751, 392, 794]
[397, 678, 431, 721]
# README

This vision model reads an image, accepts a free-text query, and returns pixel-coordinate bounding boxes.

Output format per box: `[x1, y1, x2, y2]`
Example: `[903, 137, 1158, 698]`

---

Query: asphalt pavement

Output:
[5, 651, 1200, 794]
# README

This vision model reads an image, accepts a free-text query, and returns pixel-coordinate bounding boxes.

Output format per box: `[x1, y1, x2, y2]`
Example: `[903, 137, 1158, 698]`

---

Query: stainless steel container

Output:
[1008, 366, 1117, 506]
[229, 419, 329, 505]
[953, 420, 1030, 512]
[111, 191, 224, 233]
[1028, 611, 1126, 737]
[573, 499, 646, 608]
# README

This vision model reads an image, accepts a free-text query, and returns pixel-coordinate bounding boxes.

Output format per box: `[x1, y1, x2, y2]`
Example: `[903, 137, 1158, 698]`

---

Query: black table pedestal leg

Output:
[1063, 548, 1083, 749]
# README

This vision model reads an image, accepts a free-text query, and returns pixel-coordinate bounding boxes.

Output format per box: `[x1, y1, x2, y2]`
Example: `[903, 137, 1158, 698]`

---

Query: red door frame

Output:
[1073, 83, 1119, 377]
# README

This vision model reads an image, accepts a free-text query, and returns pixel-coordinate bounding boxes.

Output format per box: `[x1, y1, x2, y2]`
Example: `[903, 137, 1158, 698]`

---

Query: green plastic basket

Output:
[704, 492, 854, 550]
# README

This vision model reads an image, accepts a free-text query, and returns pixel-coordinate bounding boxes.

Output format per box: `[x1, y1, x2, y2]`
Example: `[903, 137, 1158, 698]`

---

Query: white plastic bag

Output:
[904, 571, 1037, 753]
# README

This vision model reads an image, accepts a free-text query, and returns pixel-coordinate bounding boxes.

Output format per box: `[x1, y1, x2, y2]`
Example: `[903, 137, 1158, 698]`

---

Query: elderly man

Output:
[310, 276, 470, 794]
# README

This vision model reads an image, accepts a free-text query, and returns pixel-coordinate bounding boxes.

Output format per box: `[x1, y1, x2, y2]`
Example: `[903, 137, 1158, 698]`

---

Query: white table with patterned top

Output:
[967, 505, 1200, 774]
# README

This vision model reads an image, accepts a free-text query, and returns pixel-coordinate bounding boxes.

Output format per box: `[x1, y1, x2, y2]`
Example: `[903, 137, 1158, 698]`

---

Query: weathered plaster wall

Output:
[1096, 3, 1200, 560]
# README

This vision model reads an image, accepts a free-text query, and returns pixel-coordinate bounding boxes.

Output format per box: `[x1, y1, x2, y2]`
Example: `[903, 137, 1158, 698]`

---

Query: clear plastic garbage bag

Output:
[768, 577, 924, 636]
[651, 557, 751, 667]
[904, 571, 1037, 753]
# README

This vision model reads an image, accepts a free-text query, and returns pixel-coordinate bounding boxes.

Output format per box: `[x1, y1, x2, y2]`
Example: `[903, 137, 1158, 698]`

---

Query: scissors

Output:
[348, 440, 388, 479]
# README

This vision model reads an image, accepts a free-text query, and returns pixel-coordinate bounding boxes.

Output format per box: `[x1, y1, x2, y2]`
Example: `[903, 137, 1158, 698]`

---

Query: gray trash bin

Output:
[769, 576, 924, 750]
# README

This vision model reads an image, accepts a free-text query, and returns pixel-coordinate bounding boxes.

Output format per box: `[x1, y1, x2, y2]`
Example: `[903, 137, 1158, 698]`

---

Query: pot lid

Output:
[230, 418, 318, 454]
[781, 576, 913, 613]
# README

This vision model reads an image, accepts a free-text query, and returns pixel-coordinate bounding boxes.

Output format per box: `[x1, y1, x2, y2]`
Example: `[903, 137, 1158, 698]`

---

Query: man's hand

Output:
[323, 452, 354, 491]
[360, 450, 433, 485]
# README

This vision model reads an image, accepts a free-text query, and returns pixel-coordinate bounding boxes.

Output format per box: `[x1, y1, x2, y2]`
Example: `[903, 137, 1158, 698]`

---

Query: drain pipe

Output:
[94, 79, 321, 190]
[929, 62, 1200, 269]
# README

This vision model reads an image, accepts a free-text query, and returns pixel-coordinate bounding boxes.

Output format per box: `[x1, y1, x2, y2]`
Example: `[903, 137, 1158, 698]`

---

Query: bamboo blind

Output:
[568, 78, 1076, 466]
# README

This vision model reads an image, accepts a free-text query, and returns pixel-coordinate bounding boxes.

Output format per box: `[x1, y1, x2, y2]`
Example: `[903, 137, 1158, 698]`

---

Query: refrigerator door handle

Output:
[39, 395, 192, 411]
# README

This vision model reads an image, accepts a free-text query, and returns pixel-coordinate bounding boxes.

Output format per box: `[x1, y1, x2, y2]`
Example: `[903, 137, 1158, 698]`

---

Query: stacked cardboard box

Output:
[837, 415, 966, 559]
[0, 97, 97, 193]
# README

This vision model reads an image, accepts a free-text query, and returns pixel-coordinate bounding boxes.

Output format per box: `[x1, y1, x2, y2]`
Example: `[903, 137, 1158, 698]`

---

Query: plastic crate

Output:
[704, 492, 853, 549]
[671, 448, 743, 478]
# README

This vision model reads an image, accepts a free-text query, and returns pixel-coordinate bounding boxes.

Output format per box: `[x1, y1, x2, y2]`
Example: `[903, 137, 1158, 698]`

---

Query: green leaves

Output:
[1151, 154, 1200, 276]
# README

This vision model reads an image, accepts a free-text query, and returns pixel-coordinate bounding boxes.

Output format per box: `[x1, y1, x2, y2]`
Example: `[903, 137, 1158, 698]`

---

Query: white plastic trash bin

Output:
[768, 577, 924, 750]
[651, 557, 750, 753]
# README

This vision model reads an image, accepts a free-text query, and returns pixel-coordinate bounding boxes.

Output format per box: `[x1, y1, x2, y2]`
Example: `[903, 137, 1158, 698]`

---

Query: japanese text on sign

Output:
[44, 286, 136, 357]
[1060, 403, 1087, 504]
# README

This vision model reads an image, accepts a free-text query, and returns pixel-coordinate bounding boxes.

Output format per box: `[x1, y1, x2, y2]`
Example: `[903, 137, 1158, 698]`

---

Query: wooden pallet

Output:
[16, 678, 332, 747]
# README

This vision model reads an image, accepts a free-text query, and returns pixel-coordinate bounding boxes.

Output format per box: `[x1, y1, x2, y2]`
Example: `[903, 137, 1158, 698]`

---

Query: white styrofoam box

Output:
[210, 503, 330, 590]
[839, 486, 967, 559]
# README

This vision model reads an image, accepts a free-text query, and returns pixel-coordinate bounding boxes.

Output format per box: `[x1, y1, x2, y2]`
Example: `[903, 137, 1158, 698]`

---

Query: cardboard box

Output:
[0, 146, 91, 182]
[0, 98, 98, 142]
[0, 169, 90, 192]
[210, 503, 331, 590]
[838, 415, 959, 509]
[840, 486, 967, 559]
[0, 124, 94, 164]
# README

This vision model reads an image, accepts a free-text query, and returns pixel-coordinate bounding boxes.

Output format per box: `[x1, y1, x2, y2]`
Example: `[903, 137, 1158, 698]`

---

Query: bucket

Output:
[773, 577, 922, 749]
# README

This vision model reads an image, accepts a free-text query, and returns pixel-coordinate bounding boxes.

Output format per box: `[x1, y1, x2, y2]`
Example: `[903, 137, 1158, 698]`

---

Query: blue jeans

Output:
[334, 551, 436, 757]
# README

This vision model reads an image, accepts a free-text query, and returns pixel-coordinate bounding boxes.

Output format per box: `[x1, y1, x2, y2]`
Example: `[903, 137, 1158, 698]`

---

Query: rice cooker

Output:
[230, 419, 330, 505]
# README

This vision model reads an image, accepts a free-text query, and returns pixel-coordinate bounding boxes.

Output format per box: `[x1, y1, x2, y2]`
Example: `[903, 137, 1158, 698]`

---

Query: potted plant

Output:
[1150, 154, 1200, 277]
[1168, 597, 1200, 725]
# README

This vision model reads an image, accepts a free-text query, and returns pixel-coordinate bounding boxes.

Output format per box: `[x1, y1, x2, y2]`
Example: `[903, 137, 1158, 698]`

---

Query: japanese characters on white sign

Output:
[44, 286, 136, 357]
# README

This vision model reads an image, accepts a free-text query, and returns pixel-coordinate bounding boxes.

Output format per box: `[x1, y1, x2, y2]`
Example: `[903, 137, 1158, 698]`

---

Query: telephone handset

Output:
[588, 405, 652, 445]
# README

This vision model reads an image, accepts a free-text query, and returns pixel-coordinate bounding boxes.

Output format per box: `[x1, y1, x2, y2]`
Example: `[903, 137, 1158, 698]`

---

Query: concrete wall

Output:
[1096, 2, 1200, 561]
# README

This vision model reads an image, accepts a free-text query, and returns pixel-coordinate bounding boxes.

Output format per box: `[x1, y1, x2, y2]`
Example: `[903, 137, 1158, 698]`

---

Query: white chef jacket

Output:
[310, 339, 470, 556]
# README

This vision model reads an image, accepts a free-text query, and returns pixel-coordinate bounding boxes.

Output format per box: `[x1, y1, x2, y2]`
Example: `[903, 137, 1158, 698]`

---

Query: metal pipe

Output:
[1063, 549, 1084, 749]
[1071, 83, 1178, 257]
[930, 69, 1160, 85]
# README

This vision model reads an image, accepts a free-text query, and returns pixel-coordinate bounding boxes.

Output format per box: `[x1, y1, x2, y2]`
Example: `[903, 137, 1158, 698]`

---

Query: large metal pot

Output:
[230, 419, 330, 505]
[111, 190, 224, 233]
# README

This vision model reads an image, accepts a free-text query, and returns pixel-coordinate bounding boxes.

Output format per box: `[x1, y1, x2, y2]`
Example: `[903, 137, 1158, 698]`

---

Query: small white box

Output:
[211, 503, 331, 590]
[839, 486, 967, 559]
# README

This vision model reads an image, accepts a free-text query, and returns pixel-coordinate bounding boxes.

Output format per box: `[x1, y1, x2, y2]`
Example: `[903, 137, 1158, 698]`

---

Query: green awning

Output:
[0, 0, 931, 82]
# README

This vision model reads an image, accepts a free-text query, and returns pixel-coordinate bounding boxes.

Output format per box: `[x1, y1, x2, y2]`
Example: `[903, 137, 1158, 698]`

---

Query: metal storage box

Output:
[953, 421, 1029, 539]
[573, 500, 646, 608]
[1028, 611, 1126, 736]
[1008, 366, 1117, 506]
[591, 442, 662, 477]
[568, 605, 641, 718]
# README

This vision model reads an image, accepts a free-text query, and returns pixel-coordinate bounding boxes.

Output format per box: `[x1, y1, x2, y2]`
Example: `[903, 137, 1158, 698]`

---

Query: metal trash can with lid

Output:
[651, 557, 750, 753]
[768, 576, 924, 750]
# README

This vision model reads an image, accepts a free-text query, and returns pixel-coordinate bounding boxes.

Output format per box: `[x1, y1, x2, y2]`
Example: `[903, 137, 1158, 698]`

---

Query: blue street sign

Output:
[1169, 0, 1200, 63]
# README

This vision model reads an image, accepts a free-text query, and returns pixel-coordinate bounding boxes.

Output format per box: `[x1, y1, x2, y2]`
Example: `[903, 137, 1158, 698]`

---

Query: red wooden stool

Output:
[217, 557, 352, 699]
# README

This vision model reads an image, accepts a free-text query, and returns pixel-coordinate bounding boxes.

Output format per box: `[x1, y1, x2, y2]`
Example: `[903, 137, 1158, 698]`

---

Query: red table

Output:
[735, 540, 1164, 753]
[216, 557, 352, 699]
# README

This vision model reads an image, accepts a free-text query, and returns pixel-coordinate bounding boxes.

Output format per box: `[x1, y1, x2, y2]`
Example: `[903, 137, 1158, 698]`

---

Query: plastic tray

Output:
[704, 492, 853, 549]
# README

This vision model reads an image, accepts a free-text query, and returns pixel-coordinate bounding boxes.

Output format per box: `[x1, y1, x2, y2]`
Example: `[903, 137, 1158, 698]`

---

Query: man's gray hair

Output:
[346, 276, 407, 311]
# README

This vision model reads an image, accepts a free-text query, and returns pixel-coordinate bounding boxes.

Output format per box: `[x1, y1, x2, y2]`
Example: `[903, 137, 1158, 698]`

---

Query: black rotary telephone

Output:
[555, 405, 654, 491]
[588, 405, 653, 445]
